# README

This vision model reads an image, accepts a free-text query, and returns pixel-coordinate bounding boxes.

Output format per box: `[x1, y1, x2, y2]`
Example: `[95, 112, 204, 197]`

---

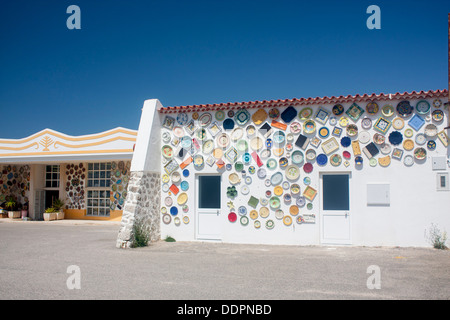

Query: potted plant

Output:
[43, 207, 57, 221]
[52, 198, 65, 220]
[5, 198, 20, 219]
[21, 203, 28, 219]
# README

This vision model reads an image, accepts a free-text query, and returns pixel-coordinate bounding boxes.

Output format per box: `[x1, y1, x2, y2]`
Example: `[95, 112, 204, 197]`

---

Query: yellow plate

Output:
[274, 186, 283, 196]
[249, 210, 258, 220]
[162, 174, 170, 183]
[177, 192, 188, 205]
[403, 139, 414, 151]
[283, 215, 293, 226]
[259, 207, 269, 218]
[273, 148, 284, 156]
[289, 205, 299, 216]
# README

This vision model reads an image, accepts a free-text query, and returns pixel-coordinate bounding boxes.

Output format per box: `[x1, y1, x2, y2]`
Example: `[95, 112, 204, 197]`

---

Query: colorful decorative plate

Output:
[318, 127, 330, 139]
[180, 181, 189, 191]
[228, 212, 237, 222]
[346, 124, 358, 137]
[433, 99, 442, 108]
[431, 110, 444, 122]
[305, 149, 316, 161]
[388, 131, 403, 146]
[404, 155, 414, 166]
[289, 122, 302, 134]
[414, 147, 427, 160]
[268, 108, 280, 120]
[273, 131, 286, 144]
[291, 150, 304, 165]
[316, 154, 328, 166]
[198, 113, 212, 127]
[260, 207, 270, 218]
[396, 101, 413, 118]
[279, 157, 289, 168]
[162, 145, 174, 159]
[332, 104, 344, 116]
[234, 109, 251, 126]
[250, 210, 258, 220]
[177, 192, 188, 205]
[345, 103, 365, 122]
[404, 128, 413, 138]
[299, 107, 313, 120]
[296, 196, 306, 207]
[285, 165, 300, 180]
[266, 158, 277, 170]
[415, 133, 426, 145]
[366, 101, 379, 115]
[341, 136, 351, 148]
[162, 214, 172, 224]
[378, 156, 391, 167]
[416, 100, 431, 115]
[403, 139, 414, 151]
[252, 109, 268, 125]
[427, 140, 436, 151]
[270, 172, 283, 186]
[275, 209, 284, 220]
[283, 215, 293, 226]
[212, 148, 223, 159]
[408, 114, 425, 131]
[265, 219, 275, 230]
[373, 133, 385, 145]
[269, 196, 281, 209]
[330, 154, 342, 166]
[303, 120, 316, 134]
[303, 162, 313, 173]
[274, 186, 283, 196]
[228, 173, 240, 185]
[180, 136, 193, 149]
[381, 104, 394, 117]
[195, 128, 207, 141]
[424, 124, 438, 138]
[170, 206, 178, 216]
[290, 183, 301, 195]
[215, 110, 225, 121]
[176, 113, 189, 125]
[250, 137, 264, 151]
[380, 143, 391, 155]
[193, 155, 204, 169]
[361, 117, 372, 130]
[202, 139, 214, 154]
[257, 168, 267, 179]
[240, 215, 249, 226]
[246, 125, 256, 137]
[303, 186, 317, 201]
[230, 128, 243, 141]
[339, 117, 349, 127]
[392, 118, 405, 130]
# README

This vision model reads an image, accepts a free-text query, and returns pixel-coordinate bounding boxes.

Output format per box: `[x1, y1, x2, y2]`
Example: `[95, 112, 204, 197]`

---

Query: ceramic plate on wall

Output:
[230, 128, 243, 141]
[381, 104, 394, 117]
[291, 150, 304, 165]
[361, 117, 372, 129]
[358, 131, 371, 144]
[392, 118, 405, 130]
[270, 172, 283, 186]
[285, 165, 300, 180]
[404, 155, 414, 166]
[267, 158, 277, 170]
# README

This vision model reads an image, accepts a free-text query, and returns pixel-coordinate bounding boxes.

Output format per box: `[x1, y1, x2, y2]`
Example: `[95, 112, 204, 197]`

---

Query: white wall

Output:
[159, 97, 449, 247]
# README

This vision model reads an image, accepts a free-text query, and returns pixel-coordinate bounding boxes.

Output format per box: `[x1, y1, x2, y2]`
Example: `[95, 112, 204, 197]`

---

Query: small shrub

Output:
[164, 236, 176, 242]
[131, 222, 150, 248]
[426, 223, 448, 250]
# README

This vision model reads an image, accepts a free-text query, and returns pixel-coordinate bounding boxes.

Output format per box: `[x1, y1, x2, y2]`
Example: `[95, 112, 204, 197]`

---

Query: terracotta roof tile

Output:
[159, 89, 448, 113]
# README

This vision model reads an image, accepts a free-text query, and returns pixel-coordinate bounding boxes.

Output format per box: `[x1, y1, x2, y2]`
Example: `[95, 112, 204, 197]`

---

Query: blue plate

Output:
[180, 181, 189, 191]
[340, 136, 351, 148]
[316, 154, 328, 166]
[388, 131, 403, 146]
[170, 206, 178, 216]
[182, 169, 189, 177]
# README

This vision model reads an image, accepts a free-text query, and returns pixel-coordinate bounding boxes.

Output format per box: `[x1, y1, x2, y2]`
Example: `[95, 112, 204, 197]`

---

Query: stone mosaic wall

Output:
[116, 171, 161, 248]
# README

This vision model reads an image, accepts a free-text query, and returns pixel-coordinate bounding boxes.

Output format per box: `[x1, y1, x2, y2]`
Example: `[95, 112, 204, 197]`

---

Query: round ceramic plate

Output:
[366, 102, 379, 115]
[392, 118, 405, 130]
[241, 185, 250, 195]
[273, 131, 285, 144]
[306, 149, 316, 161]
[380, 143, 391, 154]
[291, 150, 304, 165]
[332, 104, 344, 116]
[283, 215, 293, 226]
[173, 126, 185, 138]
[257, 168, 267, 179]
[303, 177, 311, 185]
[275, 209, 284, 220]
[296, 196, 306, 207]
[269, 196, 281, 209]
[250, 210, 258, 220]
[431, 110, 444, 122]
[415, 133, 426, 145]
[373, 133, 385, 145]
[265, 219, 275, 230]
[359, 131, 371, 144]
[427, 140, 436, 151]
[416, 100, 431, 114]
[414, 147, 427, 160]
[424, 124, 438, 138]
[230, 128, 243, 141]
[180, 181, 189, 191]
[238, 206, 247, 216]
[318, 127, 329, 139]
[171, 171, 181, 183]
[177, 193, 188, 205]
[404, 155, 414, 166]
[303, 120, 316, 134]
[229, 173, 240, 184]
[270, 172, 283, 186]
[282, 181, 290, 190]
[285, 165, 300, 180]
[215, 110, 225, 121]
[162, 145, 174, 159]
[254, 220, 261, 229]
[198, 113, 212, 127]
[341, 136, 351, 148]
[316, 154, 328, 166]
[274, 186, 283, 196]
[212, 148, 223, 159]
[290, 183, 300, 195]
[404, 128, 413, 138]
[303, 162, 313, 173]
[259, 207, 269, 218]
[183, 216, 190, 224]
[267, 158, 277, 170]
[176, 113, 189, 126]
[339, 117, 349, 127]
[346, 124, 358, 137]
[195, 128, 207, 141]
[361, 117, 372, 129]
[228, 212, 237, 222]
[216, 133, 230, 148]
[330, 154, 342, 166]
[162, 214, 172, 224]
[279, 157, 288, 168]
[388, 131, 403, 146]
[202, 140, 214, 154]
[369, 158, 377, 167]
[289, 205, 299, 216]
[299, 107, 313, 120]
[240, 216, 249, 226]
[250, 137, 264, 151]
[382, 104, 394, 117]
[403, 139, 414, 151]
[260, 149, 271, 159]
[246, 125, 256, 137]
[396, 101, 413, 118]
[290, 122, 302, 134]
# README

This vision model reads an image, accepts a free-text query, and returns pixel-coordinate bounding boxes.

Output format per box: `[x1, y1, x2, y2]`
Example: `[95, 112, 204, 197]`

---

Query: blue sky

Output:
[0, 0, 449, 138]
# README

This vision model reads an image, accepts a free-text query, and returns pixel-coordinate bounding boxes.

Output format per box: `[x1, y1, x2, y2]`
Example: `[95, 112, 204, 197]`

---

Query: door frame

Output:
[195, 173, 222, 241]
[319, 171, 352, 245]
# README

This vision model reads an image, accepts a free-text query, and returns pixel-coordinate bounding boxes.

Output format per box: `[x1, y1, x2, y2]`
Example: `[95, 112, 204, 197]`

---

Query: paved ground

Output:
[0, 219, 449, 300]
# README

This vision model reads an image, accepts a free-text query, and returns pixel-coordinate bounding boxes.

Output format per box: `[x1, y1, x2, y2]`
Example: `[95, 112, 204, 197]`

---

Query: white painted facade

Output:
[148, 92, 450, 247]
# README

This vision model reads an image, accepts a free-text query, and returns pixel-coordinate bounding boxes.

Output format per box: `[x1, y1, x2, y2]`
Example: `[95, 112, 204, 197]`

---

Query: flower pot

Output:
[43, 212, 57, 221]
[8, 211, 21, 219]
[56, 211, 64, 220]
[21, 210, 28, 219]
[0, 209, 7, 218]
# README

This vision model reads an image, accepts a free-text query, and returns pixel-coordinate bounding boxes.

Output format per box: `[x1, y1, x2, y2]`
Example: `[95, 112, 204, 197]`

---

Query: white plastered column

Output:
[116, 99, 162, 248]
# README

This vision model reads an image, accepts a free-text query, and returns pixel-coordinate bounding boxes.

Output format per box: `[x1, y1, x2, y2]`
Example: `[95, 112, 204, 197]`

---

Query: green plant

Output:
[426, 223, 448, 250]
[131, 222, 150, 248]
[5, 200, 16, 211]
[45, 207, 56, 213]
[52, 198, 65, 211]
[164, 236, 176, 242]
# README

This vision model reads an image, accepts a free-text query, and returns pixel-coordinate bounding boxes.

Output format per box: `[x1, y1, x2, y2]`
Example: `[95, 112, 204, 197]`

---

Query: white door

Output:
[320, 173, 351, 245]
[196, 175, 222, 240]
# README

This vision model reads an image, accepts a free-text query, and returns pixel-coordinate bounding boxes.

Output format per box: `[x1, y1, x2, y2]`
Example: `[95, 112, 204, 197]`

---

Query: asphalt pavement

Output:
[0, 219, 449, 300]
